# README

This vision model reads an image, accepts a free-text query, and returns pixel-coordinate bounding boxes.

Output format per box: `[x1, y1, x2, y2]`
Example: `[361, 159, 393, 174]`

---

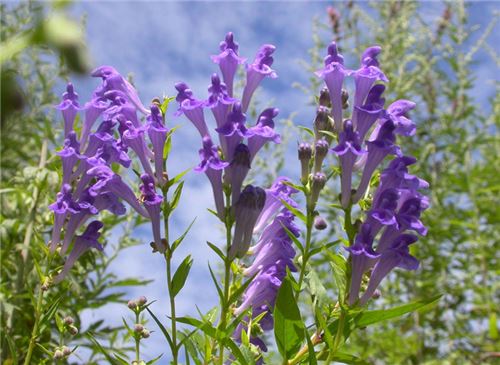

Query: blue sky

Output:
[67, 1, 499, 362]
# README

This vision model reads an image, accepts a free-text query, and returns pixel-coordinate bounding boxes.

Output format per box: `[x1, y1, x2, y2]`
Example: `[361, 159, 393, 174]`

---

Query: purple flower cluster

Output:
[316, 43, 429, 305]
[176, 32, 281, 256]
[232, 178, 299, 357]
[50, 67, 166, 283]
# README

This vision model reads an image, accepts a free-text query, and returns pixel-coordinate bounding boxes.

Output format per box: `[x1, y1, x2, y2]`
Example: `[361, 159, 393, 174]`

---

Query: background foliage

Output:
[1, 1, 498, 364]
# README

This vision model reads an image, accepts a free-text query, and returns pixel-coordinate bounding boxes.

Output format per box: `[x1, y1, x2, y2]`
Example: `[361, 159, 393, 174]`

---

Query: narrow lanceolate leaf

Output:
[281, 199, 307, 223]
[169, 180, 184, 213]
[171, 218, 196, 252]
[305, 330, 318, 365]
[274, 275, 305, 360]
[171, 255, 193, 297]
[86, 333, 124, 365]
[316, 350, 368, 364]
[328, 252, 348, 303]
[353, 294, 442, 328]
[145, 307, 173, 349]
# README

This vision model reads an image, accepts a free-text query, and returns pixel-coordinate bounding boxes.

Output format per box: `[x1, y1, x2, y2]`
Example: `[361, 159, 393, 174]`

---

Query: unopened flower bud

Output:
[63, 316, 74, 325]
[53, 350, 64, 360]
[141, 329, 150, 338]
[68, 325, 78, 336]
[127, 300, 137, 310]
[298, 142, 312, 184]
[134, 323, 144, 333]
[314, 216, 328, 230]
[313, 106, 330, 138]
[62, 346, 72, 356]
[319, 87, 331, 108]
[341, 88, 349, 105]
[372, 289, 381, 299]
[309, 172, 326, 209]
[137, 296, 147, 306]
[314, 139, 329, 173]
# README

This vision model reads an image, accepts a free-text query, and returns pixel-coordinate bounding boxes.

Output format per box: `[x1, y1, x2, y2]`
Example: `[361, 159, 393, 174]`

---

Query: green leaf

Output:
[281, 199, 307, 223]
[316, 350, 368, 364]
[328, 252, 348, 303]
[169, 180, 184, 213]
[171, 218, 196, 252]
[227, 272, 258, 306]
[206, 241, 226, 261]
[145, 307, 174, 350]
[207, 263, 223, 301]
[166, 168, 191, 189]
[305, 269, 328, 308]
[86, 333, 124, 365]
[305, 330, 318, 365]
[353, 294, 442, 328]
[146, 353, 164, 364]
[160, 96, 176, 115]
[171, 255, 193, 297]
[297, 125, 315, 138]
[274, 275, 305, 360]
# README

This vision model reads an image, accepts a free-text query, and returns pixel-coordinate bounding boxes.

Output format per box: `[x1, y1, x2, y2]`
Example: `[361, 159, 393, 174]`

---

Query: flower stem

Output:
[218, 189, 233, 365]
[162, 185, 178, 365]
[135, 311, 141, 363]
[295, 200, 314, 301]
[23, 285, 44, 365]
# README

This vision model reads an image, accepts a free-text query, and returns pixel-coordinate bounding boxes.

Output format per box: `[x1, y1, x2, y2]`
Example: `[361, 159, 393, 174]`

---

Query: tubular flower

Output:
[331, 120, 365, 208]
[174, 82, 209, 137]
[140, 174, 165, 253]
[122, 121, 154, 177]
[205, 73, 236, 130]
[57, 132, 85, 185]
[211, 32, 246, 96]
[241, 44, 277, 112]
[215, 102, 250, 161]
[57, 83, 80, 138]
[229, 185, 266, 259]
[194, 136, 229, 220]
[48, 184, 80, 251]
[247, 108, 281, 161]
[91, 65, 149, 115]
[146, 105, 168, 185]
[315, 42, 352, 132]
[352, 84, 385, 140]
[352, 46, 388, 108]
[228, 143, 251, 205]
[53, 221, 104, 284]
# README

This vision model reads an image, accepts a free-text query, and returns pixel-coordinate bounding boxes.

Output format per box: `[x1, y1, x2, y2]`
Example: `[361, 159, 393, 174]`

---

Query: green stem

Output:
[218, 190, 233, 365]
[23, 286, 44, 365]
[162, 185, 178, 365]
[295, 208, 314, 301]
[135, 311, 141, 363]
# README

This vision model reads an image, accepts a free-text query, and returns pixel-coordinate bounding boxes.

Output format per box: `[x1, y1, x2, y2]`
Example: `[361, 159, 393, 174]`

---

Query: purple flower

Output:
[234, 266, 282, 316]
[228, 143, 251, 205]
[48, 184, 80, 251]
[140, 174, 165, 253]
[353, 119, 401, 203]
[347, 224, 379, 305]
[241, 44, 277, 113]
[364, 188, 400, 237]
[91, 65, 149, 115]
[146, 105, 168, 185]
[211, 32, 246, 97]
[352, 46, 388, 108]
[87, 165, 149, 218]
[229, 185, 266, 259]
[56, 83, 80, 138]
[315, 42, 352, 132]
[83, 119, 116, 157]
[174, 82, 209, 137]
[253, 177, 298, 233]
[359, 234, 419, 305]
[60, 188, 98, 255]
[385, 99, 417, 136]
[80, 94, 109, 149]
[205, 73, 236, 129]
[122, 121, 154, 177]
[57, 132, 85, 185]
[352, 84, 385, 141]
[247, 108, 281, 161]
[194, 136, 229, 220]
[215, 102, 250, 161]
[53, 221, 104, 284]
[332, 120, 365, 208]
[103, 90, 142, 128]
